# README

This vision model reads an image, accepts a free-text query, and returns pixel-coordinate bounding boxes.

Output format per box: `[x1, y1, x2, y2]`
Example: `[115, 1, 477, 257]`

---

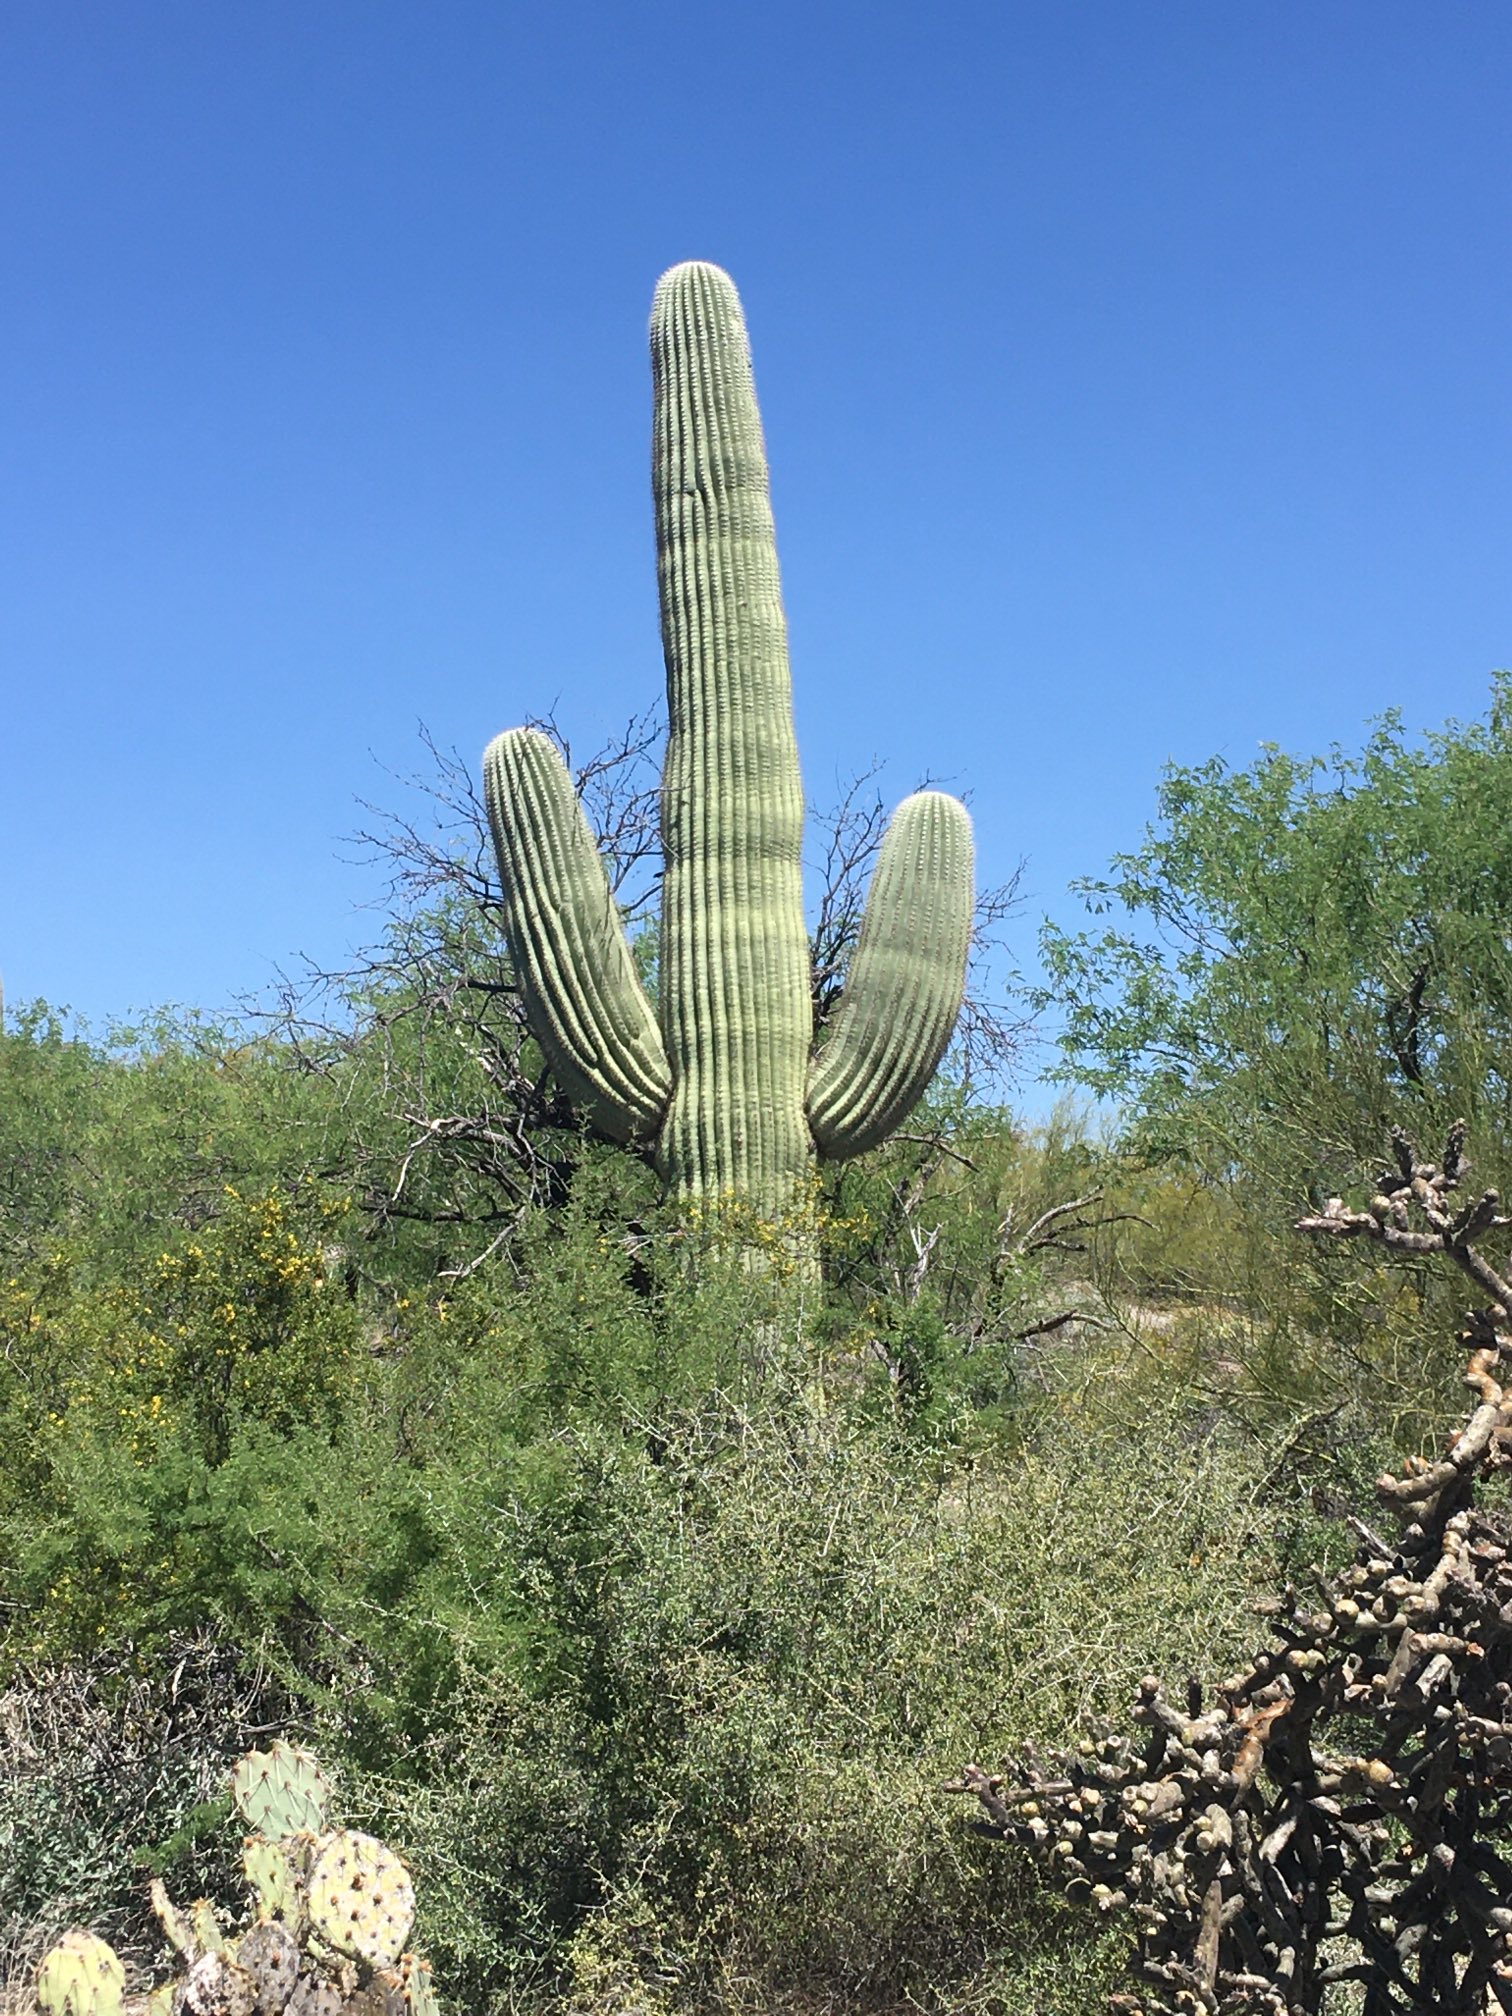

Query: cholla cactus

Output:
[36, 1742, 439, 2016]
[953, 1126, 1512, 2016]
[484, 263, 974, 1229]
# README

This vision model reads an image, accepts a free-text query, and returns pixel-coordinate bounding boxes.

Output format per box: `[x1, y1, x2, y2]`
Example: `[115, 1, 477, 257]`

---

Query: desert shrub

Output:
[0, 1181, 363, 1666]
[1040, 679, 1512, 1443]
[0, 1636, 290, 1990]
[0, 999, 1449, 2013]
[309, 1330, 1307, 2013]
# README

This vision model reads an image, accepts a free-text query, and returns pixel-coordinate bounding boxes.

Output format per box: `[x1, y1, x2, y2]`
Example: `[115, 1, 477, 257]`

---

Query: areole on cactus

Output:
[483, 262, 974, 1225]
[36, 1740, 438, 2016]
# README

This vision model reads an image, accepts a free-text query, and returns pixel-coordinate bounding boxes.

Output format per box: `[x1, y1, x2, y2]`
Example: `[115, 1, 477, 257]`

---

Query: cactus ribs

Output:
[483, 264, 974, 1232]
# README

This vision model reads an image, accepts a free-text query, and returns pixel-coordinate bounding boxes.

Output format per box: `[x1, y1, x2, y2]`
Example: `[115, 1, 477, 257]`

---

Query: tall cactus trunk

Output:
[483, 262, 975, 1275]
[652, 263, 812, 1216]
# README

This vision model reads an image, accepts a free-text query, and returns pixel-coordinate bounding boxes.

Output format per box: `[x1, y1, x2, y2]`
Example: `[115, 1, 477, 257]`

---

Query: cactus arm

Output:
[651, 262, 812, 1211]
[483, 726, 671, 1143]
[805, 789, 974, 1160]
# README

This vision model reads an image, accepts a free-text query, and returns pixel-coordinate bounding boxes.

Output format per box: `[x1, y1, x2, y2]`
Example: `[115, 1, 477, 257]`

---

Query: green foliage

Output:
[340, 1371, 1293, 2013]
[0, 1641, 283, 1988]
[1039, 677, 1512, 1433]
[0, 1178, 363, 1663]
[0, 989, 1296, 2011]
[14, 671, 1507, 2009]
[0, 1005, 331, 1273]
[1041, 676, 1512, 1185]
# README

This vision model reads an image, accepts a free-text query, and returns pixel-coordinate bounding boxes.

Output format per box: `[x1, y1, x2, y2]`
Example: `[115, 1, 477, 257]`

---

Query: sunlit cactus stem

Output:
[653, 259, 812, 1216]
[484, 261, 974, 1243]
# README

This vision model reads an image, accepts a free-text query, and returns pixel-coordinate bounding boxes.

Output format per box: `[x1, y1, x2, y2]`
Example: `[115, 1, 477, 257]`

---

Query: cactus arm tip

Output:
[806, 788, 974, 1160]
[483, 725, 671, 1144]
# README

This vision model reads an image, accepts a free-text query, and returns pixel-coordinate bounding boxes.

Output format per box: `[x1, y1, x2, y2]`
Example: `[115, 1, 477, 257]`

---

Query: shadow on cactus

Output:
[483, 262, 974, 1246]
[37, 1742, 439, 2016]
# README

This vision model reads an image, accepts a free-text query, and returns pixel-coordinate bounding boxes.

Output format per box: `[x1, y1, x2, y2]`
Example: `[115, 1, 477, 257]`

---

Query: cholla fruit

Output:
[307, 1830, 416, 1972]
[231, 1743, 331, 1839]
[484, 263, 974, 1228]
[36, 1931, 126, 2016]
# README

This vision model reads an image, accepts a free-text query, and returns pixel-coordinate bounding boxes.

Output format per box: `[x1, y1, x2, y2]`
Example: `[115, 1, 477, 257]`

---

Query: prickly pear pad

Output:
[237, 1921, 299, 2013]
[35, 1930, 126, 2016]
[286, 1968, 345, 2014]
[177, 1950, 255, 2016]
[149, 1876, 196, 1958]
[243, 1834, 301, 1922]
[231, 1742, 331, 1838]
[399, 1954, 440, 2016]
[307, 1829, 416, 1971]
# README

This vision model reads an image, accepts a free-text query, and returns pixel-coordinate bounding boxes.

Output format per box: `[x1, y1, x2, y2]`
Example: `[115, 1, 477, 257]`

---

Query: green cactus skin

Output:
[231, 1743, 331, 1839]
[484, 262, 974, 1223]
[36, 1932, 126, 2016]
[481, 727, 670, 1143]
[307, 1831, 416, 1972]
[806, 788, 974, 1157]
[397, 1956, 439, 2016]
[651, 260, 812, 1215]
[243, 1836, 301, 1926]
[191, 1898, 230, 1957]
[150, 1876, 197, 1959]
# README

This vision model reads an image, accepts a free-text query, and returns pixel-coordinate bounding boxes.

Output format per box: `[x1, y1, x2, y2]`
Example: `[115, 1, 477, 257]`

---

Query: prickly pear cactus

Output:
[307, 1831, 415, 1971]
[238, 1923, 300, 2013]
[150, 1879, 198, 1959]
[393, 1957, 437, 2016]
[231, 1742, 331, 1838]
[36, 1743, 436, 2016]
[242, 1837, 301, 1926]
[484, 262, 975, 1237]
[177, 1950, 255, 2016]
[36, 1930, 125, 2016]
[284, 1980, 343, 2016]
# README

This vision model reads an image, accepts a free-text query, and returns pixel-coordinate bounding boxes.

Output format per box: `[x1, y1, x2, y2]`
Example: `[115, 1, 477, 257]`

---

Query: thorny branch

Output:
[950, 1123, 1512, 2015]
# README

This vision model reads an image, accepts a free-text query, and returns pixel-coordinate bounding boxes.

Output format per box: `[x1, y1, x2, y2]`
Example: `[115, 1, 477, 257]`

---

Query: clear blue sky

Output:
[3, 4, 1508, 1095]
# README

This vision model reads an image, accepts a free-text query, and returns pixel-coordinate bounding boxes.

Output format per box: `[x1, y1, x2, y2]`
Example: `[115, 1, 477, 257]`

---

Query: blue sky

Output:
[3, 3, 1508, 1097]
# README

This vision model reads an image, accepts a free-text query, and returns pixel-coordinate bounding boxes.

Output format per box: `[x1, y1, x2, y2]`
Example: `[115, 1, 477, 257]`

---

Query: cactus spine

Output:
[484, 262, 974, 1224]
[38, 1742, 436, 2016]
[36, 1930, 125, 2016]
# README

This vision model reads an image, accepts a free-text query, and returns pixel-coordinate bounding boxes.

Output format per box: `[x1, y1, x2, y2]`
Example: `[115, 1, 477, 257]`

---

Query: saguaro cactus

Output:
[484, 262, 973, 1222]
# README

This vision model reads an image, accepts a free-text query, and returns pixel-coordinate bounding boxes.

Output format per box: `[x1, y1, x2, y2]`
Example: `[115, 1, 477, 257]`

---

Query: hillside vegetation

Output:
[5, 682, 1510, 2014]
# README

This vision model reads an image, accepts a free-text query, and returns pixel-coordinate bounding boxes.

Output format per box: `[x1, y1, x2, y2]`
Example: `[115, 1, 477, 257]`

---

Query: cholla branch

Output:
[1298, 1117, 1512, 1323]
[952, 1125, 1512, 2016]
